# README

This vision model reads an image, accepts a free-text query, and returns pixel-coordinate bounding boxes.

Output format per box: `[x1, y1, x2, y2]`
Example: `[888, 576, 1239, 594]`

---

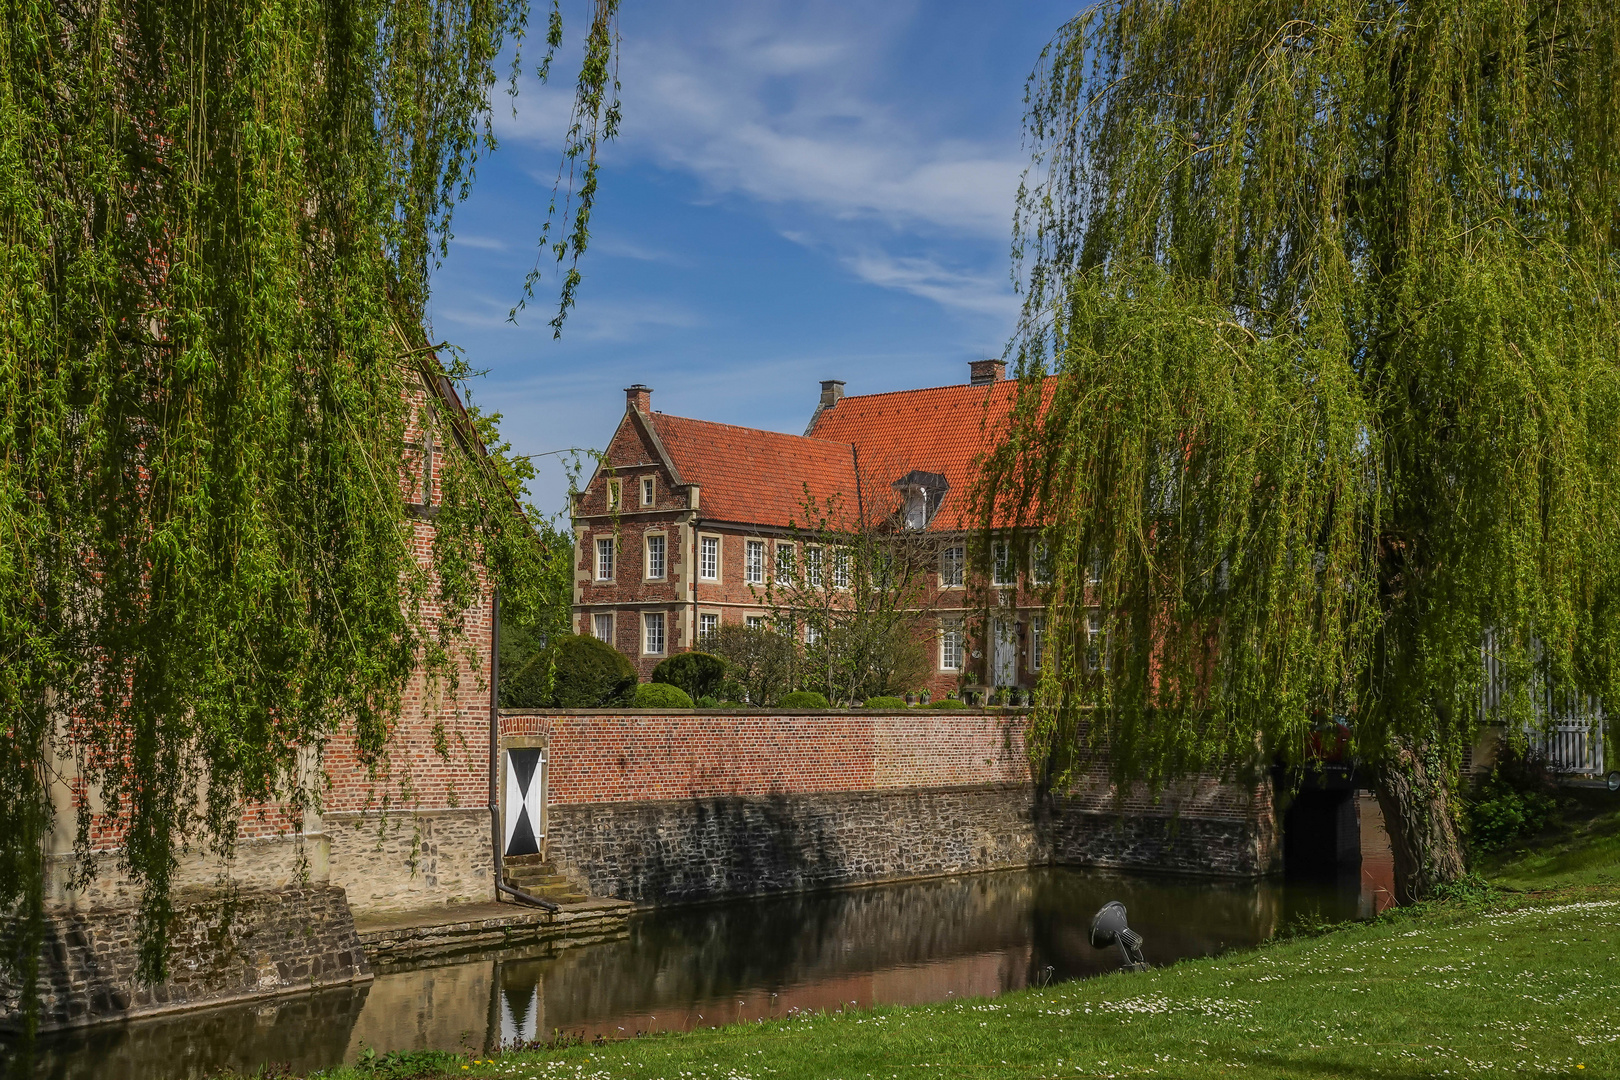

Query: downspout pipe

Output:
[488, 589, 560, 912]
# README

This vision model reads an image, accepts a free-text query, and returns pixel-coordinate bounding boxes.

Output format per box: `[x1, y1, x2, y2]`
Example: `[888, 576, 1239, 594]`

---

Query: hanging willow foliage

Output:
[0, 0, 617, 1013]
[983, 0, 1620, 900]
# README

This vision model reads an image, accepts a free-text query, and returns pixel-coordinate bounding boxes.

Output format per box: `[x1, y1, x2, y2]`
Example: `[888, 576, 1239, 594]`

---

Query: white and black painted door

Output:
[503, 747, 546, 857]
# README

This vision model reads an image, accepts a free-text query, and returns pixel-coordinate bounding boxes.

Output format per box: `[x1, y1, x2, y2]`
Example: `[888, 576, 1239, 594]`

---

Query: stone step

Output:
[504, 870, 571, 888]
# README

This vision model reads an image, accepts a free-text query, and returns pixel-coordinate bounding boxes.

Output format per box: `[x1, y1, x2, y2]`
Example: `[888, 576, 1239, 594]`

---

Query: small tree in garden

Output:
[984, 0, 1620, 903]
[758, 493, 941, 706]
[705, 624, 799, 706]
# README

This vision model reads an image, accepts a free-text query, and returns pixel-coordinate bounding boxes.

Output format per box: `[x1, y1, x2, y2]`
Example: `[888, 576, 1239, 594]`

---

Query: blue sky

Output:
[428, 0, 1079, 516]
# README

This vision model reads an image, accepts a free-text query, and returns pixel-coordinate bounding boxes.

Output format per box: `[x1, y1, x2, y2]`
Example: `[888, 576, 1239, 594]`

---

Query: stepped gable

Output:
[644, 411, 857, 528]
[806, 376, 1056, 531]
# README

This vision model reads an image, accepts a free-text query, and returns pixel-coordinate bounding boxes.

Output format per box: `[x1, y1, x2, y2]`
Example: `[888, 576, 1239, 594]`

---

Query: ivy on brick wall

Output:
[0, 0, 618, 1018]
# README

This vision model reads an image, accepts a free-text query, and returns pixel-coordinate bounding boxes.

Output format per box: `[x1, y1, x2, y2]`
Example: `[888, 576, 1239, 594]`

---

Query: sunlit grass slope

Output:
[1479, 790, 1620, 892]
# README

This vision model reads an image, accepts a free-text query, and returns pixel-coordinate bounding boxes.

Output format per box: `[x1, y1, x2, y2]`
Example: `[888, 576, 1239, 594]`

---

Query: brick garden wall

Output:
[502, 709, 1279, 904]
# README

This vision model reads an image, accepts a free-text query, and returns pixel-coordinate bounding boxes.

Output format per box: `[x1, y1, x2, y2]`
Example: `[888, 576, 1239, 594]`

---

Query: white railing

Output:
[1480, 629, 1607, 776]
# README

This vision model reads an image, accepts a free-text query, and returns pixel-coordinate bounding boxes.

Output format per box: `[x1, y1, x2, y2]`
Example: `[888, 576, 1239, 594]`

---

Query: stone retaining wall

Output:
[1, 885, 370, 1031]
[546, 784, 1043, 903]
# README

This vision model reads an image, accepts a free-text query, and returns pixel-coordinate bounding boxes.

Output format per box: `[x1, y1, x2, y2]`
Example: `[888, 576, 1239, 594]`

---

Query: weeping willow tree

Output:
[0, 0, 620, 1019]
[983, 0, 1620, 902]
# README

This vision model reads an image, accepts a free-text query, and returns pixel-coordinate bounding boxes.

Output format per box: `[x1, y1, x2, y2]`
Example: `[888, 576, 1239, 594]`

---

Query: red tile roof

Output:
[645, 412, 857, 529]
[808, 378, 1054, 530]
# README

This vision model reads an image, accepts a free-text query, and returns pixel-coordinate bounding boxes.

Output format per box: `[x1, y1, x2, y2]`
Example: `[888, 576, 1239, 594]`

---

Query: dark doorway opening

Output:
[1283, 787, 1360, 879]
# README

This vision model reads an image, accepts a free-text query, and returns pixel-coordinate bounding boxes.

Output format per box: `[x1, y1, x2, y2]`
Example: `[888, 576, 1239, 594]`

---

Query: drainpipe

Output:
[488, 589, 559, 912]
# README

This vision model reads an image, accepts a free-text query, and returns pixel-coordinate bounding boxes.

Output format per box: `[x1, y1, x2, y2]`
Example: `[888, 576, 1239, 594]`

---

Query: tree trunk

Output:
[1371, 738, 1467, 904]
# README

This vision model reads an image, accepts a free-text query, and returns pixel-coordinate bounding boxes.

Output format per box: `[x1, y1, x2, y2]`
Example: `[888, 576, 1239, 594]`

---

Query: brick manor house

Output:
[571, 361, 1058, 700]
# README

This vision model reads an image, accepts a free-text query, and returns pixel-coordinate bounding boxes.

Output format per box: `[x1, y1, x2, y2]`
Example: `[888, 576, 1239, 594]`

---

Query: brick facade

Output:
[572, 372, 1060, 697]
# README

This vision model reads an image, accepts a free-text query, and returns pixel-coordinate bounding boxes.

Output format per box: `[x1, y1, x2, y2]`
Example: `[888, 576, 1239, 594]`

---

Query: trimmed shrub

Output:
[540, 634, 637, 708]
[862, 695, 908, 710]
[651, 651, 727, 701]
[925, 698, 969, 709]
[633, 681, 694, 708]
[777, 690, 829, 709]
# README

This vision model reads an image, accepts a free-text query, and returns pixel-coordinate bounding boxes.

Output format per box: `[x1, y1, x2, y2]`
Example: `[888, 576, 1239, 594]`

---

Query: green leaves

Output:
[991, 1, 1620, 803]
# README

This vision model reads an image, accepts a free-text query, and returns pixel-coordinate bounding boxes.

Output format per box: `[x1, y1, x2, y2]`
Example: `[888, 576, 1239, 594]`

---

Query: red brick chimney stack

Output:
[969, 360, 1006, 385]
[625, 384, 653, 412]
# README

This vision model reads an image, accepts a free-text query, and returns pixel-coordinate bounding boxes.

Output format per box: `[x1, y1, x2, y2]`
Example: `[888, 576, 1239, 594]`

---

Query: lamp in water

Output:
[1089, 901, 1148, 972]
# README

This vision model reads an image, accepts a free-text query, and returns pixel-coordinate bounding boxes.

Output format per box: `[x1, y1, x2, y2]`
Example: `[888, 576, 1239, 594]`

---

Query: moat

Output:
[16, 861, 1391, 1079]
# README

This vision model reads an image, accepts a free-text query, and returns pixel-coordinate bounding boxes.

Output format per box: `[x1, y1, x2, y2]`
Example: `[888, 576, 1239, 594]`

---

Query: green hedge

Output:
[538, 634, 636, 708]
[651, 651, 727, 701]
[777, 690, 829, 709]
[924, 698, 969, 709]
[862, 695, 908, 710]
[633, 681, 694, 708]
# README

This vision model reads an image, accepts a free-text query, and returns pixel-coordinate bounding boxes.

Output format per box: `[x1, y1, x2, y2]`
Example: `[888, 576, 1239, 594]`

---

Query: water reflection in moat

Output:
[21, 865, 1380, 1079]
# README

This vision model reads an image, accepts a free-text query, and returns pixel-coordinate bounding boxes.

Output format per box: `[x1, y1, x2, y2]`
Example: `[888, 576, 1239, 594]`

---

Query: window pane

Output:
[833, 549, 850, 588]
[806, 546, 823, 587]
[596, 538, 614, 580]
[775, 543, 794, 584]
[700, 536, 718, 579]
[746, 615, 765, 630]
[594, 613, 613, 642]
[745, 540, 764, 584]
[641, 477, 654, 505]
[645, 612, 665, 654]
[647, 534, 665, 579]
[699, 613, 718, 642]
[1031, 615, 1046, 671]
[991, 541, 1012, 586]
[942, 546, 964, 587]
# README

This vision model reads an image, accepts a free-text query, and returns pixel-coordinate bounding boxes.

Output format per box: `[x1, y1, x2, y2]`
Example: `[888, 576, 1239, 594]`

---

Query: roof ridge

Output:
[650, 411, 849, 448]
[830, 373, 1057, 407]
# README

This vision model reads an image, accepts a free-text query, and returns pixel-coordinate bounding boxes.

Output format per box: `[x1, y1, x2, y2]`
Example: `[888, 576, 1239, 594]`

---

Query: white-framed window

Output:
[746, 615, 766, 630]
[1031, 614, 1047, 672]
[775, 542, 795, 585]
[806, 546, 823, 587]
[1032, 543, 1053, 586]
[596, 537, 615, 580]
[593, 612, 614, 643]
[607, 479, 621, 510]
[699, 612, 719, 642]
[991, 541, 1013, 586]
[641, 476, 656, 506]
[699, 535, 719, 581]
[940, 619, 964, 671]
[805, 623, 821, 646]
[644, 611, 666, 655]
[646, 533, 666, 580]
[1085, 608, 1104, 670]
[1088, 547, 1104, 585]
[941, 545, 965, 587]
[745, 540, 765, 584]
[832, 548, 851, 589]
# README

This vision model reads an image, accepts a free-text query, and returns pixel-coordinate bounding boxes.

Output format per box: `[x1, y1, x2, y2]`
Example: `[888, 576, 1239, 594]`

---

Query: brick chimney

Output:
[625, 384, 652, 412]
[969, 360, 1006, 386]
[820, 380, 846, 409]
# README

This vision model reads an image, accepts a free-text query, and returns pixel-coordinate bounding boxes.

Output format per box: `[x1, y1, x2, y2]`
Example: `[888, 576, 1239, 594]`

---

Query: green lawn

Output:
[1477, 789, 1620, 891]
[325, 884, 1620, 1080]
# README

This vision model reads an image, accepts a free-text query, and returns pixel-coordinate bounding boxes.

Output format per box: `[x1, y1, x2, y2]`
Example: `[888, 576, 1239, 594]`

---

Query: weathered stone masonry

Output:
[504, 710, 1280, 905]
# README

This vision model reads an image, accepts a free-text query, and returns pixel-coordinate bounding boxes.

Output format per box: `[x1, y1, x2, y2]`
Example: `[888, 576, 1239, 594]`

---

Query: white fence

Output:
[1481, 630, 1607, 776]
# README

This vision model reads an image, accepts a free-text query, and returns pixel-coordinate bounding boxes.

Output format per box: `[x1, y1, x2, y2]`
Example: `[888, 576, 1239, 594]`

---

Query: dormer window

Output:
[891, 470, 949, 530]
[641, 477, 655, 506]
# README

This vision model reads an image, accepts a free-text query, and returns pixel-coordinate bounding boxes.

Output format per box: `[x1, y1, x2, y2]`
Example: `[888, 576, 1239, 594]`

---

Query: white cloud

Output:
[841, 252, 1018, 318]
[489, 0, 1025, 315]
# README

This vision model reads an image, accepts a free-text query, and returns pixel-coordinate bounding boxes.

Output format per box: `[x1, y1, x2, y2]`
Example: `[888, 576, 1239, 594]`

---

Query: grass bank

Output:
[314, 883, 1620, 1080]
[1476, 787, 1620, 891]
